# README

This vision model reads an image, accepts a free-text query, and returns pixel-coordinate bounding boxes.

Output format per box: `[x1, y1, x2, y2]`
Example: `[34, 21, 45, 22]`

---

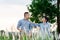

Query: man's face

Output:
[25, 14, 30, 19]
[42, 18, 47, 22]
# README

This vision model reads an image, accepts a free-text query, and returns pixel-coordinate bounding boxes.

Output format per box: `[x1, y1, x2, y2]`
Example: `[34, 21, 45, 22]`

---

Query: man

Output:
[17, 12, 35, 35]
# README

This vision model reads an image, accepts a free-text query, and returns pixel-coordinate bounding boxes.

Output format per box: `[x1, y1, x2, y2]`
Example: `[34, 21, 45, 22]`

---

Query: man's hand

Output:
[19, 29, 22, 32]
[29, 31, 32, 37]
[17, 28, 22, 32]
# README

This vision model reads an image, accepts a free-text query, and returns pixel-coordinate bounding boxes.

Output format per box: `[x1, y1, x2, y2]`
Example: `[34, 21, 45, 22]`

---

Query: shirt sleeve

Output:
[46, 22, 51, 29]
[37, 23, 42, 28]
[17, 20, 22, 29]
[47, 22, 51, 36]
[29, 23, 33, 30]
[29, 22, 36, 30]
[29, 22, 40, 30]
[37, 24, 40, 27]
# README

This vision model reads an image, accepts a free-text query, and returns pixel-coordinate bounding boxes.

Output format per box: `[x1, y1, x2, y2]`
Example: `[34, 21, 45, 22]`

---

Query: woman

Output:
[38, 16, 51, 39]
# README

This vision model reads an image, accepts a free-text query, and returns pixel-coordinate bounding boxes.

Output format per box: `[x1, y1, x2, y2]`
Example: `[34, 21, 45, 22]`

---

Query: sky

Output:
[0, 0, 31, 5]
[0, 0, 31, 32]
[0, 0, 57, 32]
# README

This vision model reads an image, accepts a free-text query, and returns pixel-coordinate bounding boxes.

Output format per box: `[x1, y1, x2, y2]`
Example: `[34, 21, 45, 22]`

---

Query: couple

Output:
[17, 12, 51, 37]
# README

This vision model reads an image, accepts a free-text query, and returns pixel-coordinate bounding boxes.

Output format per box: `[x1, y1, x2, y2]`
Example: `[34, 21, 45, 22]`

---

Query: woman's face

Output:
[42, 18, 47, 22]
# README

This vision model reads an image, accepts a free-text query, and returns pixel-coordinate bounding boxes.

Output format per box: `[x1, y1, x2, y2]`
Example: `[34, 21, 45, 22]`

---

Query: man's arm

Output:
[17, 20, 22, 32]
[29, 22, 40, 31]
[29, 22, 35, 30]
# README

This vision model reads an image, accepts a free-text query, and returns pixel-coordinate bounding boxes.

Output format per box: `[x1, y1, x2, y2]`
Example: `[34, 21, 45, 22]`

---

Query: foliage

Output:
[28, 0, 58, 23]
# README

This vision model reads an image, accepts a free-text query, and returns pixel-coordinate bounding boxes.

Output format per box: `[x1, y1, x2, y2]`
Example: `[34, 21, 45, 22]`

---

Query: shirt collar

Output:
[42, 22, 48, 25]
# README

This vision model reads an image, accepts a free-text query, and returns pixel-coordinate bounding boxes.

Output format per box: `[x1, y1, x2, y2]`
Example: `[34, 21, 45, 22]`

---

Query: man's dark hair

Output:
[42, 16, 49, 22]
[24, 12, 29, 16]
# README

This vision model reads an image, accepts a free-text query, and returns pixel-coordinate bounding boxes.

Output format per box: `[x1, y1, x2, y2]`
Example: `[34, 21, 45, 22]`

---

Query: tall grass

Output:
[0, 31, 58, 40]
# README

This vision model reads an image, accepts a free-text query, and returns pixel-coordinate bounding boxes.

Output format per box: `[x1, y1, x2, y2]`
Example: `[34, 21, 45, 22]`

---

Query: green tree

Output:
[28, 0, 60, 33]
[57, 0, 60, 34]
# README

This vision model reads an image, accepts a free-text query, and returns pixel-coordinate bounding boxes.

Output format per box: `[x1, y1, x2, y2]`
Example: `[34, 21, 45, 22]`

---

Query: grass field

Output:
[0, 31, 57, 40]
